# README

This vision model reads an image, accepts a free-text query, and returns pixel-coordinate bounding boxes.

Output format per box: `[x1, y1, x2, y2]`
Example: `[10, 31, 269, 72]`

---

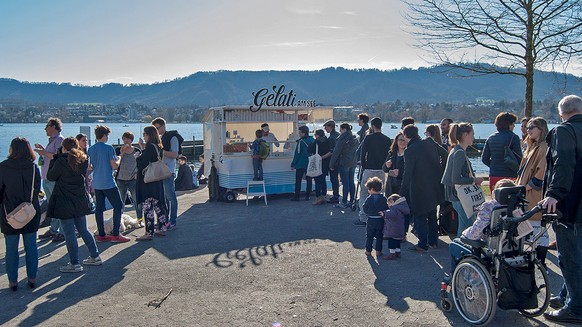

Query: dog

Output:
[95, 214, 143, 235]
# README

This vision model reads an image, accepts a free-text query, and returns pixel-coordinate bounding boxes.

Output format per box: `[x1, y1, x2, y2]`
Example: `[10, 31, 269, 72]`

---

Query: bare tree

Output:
[404, 0, 582, 117]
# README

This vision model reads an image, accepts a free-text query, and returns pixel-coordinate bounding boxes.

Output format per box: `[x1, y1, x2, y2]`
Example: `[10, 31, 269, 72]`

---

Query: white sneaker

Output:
[82, 256, 103, 266]
[60, 263, 83, 273]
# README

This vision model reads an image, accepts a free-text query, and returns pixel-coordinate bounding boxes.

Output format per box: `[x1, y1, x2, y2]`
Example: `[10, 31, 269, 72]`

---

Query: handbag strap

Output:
[151, 143, 162, 161]
[461, 149, 475, 178]
[3, 165, 35, 217]
[29, 165, 36, 202]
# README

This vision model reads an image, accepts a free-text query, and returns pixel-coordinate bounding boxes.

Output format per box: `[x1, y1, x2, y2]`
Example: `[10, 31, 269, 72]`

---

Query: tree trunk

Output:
[525, 68, 534, 118]
[524, 1, 535, 118]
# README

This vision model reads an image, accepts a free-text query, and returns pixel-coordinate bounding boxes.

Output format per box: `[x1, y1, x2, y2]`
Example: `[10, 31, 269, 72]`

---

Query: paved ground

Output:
[0, 186, 569, 326]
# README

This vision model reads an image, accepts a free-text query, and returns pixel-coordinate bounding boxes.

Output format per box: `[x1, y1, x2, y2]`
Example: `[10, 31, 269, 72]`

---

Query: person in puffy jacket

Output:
[0, 138, 41, 291]
[379, 194, 410, 260]
[330, 123, 359, 208]
[47, 137, 101, 273]
[481, 112, 522, 193]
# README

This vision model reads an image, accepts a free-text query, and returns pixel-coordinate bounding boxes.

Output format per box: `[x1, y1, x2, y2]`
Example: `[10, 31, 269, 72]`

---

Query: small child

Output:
[362, 177, 389, 258]
[462, 179, 516, 241]
[379, 194, 410, 260]
[250, 129, 265, 181]
[449, 179, 517, 273]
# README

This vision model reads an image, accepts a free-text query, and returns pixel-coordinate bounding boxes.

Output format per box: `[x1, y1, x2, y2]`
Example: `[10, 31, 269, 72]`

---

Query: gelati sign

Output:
[249, 85, 316, 112]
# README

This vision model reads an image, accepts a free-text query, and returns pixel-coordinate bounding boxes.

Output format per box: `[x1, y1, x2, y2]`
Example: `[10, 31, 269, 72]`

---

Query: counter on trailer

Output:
[203, 106, 333, 199]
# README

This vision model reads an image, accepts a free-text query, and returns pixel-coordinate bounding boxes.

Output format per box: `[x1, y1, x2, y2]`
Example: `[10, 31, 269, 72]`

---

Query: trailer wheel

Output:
[223, 191, 236, 203]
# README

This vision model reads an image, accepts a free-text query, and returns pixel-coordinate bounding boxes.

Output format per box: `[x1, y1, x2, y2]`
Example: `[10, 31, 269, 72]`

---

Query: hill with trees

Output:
[0, 66, 580, 107]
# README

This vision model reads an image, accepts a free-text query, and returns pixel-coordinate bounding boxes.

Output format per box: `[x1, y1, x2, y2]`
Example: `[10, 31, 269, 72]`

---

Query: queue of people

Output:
[2, 95, 581, 324]
[286, 95, 582, 323]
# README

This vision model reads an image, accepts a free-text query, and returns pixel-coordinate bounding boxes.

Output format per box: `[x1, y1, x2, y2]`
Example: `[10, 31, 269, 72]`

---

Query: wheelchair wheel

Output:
[441, 298, 453, 312]
[452, 257, 496, 326]
[519, 261, 551, 317]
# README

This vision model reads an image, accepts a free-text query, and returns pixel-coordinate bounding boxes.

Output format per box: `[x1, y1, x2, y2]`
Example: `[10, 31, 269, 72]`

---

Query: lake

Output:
[0, 122, 557, 174]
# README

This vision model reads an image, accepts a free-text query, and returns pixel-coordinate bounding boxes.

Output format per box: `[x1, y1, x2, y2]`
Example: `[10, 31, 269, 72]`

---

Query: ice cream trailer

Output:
[202, 106, 334, 202]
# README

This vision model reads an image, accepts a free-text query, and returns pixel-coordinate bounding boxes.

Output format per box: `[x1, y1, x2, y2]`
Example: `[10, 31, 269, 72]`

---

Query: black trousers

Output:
[388, 238, 401, 250]
[366, 218, 385, 252]
[294, 168, 312, 199]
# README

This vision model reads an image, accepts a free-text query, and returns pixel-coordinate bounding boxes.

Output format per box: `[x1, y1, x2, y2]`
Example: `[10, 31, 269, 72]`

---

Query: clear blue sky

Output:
[0, 0, 579, 86]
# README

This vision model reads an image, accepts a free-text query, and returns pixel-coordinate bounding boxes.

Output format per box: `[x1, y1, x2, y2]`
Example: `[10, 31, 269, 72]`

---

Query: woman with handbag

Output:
[383, 132, 410, 234]
[441, 123, 484, 237]
[0, 138, 41, 290]
[481, 112, 522, 193]
[383, 132, 406, 195]
[135, 126, 169, 241]
[308, 129, 331, 205]
[47, 137, 101, 273]
[516, 117, 550, 267]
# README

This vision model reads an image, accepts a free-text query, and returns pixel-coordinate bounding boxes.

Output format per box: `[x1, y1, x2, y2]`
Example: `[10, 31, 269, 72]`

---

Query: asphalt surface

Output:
[0, 186, 569, 326]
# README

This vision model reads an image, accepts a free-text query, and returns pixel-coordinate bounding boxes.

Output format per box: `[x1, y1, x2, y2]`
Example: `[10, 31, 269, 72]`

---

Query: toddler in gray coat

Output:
[379, 194, 410, 260]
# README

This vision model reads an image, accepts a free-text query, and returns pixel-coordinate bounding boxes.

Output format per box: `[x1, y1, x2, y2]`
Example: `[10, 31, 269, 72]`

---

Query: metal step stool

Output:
[246, 180, 268, 206]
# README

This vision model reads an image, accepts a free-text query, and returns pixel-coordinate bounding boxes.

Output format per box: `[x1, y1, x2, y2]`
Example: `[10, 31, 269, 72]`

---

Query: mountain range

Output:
[0, 66, 580, 106]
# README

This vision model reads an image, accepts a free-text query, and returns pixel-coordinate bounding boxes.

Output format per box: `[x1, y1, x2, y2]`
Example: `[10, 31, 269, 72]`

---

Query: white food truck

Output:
[203, 105, 334, 202]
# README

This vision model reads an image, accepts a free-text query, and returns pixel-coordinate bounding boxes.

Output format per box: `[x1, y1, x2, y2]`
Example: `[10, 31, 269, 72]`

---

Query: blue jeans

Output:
[554, 222, 582, 317]
[328, 168, 339, 199]
[4, 232, 38, 282]
[61, 216, 99, 265]
[94, 187, 123, 236]
[252, 158, 263, 179]
[414, 209, 438, 250]
[117, 179, 142, 219]
[338, 166, 355, 204]
[452, 200, 474, 237]
[163, 173, 178, 225]
[43, 179, 62, 234]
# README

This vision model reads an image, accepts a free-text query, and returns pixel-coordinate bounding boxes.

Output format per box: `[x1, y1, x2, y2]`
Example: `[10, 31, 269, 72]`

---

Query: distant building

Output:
[476, 97, 495, 106]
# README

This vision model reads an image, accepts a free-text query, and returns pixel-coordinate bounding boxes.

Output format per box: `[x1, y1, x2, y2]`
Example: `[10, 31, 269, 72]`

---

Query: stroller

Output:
[440, 185, 558, 326]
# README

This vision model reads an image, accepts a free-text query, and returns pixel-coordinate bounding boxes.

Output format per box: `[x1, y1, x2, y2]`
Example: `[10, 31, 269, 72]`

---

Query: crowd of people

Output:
[1, 95, 581, 324]
[285, 95, 582, 324]
[0, 117, 195, 283]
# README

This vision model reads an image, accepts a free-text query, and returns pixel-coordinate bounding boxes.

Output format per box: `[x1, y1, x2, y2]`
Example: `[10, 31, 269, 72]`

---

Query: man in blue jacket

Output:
[290, 126, 314, 201]
[540, 95, 582, 324]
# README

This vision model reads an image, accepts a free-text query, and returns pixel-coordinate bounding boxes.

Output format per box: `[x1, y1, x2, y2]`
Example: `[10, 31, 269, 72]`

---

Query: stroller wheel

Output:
[441, 298, 453, 312]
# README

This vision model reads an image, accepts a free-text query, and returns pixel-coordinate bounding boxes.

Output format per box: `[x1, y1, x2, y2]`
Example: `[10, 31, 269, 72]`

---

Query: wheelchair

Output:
[439, 186, 559, 326]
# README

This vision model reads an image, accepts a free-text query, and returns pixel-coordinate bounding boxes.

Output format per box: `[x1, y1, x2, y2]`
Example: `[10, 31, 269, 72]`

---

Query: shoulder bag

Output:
[143, 144, 172, 183]
[5, 165, 37, 229]
[306, 143, 323, 177]
[504, 135, 520, 174]
[454, 154, 485, 219]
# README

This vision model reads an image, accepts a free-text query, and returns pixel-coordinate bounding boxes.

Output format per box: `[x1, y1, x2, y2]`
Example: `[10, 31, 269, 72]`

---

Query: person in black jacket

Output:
[0, 138, 41, 290]
[136, 126, 169, 241]
[47, 137, 101, 273]
[175, 155, 194, 191]
[383, 132, 409, 233]
[356, 117, 391, 226]
[308, 130, 332, 205]
[540, 95, 582, 324]
[400, 125, 445, 252]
